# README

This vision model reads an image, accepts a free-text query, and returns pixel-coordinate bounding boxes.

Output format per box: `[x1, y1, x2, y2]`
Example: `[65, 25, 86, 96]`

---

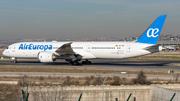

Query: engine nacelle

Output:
[38, 51, 56, 63]
[159, 46, 163, 51]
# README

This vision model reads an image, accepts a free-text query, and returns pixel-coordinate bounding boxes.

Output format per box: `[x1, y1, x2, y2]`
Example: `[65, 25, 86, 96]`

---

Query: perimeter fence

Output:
[151, 86, 180, 101]
[0, 84, 22, 101]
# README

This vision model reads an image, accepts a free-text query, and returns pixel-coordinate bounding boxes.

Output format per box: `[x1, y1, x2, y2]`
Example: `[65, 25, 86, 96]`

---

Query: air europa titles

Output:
[18, 44, 52, 51]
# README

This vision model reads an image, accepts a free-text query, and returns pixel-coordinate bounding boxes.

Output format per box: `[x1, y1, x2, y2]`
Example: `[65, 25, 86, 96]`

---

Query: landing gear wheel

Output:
[13, 60, 17, 63]
[82, 61, 85, 64]
[69, 60, 80, 66]
[69, 61, 74, 65]
[82, 60, 91, 65]
[74, 60, 80, 66]
[87, 61, 91, 65]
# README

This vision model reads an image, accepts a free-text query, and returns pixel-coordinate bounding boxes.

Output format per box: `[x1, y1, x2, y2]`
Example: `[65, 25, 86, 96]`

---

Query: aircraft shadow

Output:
[13, 61, 169, 67]
[5, 59, 177, 67]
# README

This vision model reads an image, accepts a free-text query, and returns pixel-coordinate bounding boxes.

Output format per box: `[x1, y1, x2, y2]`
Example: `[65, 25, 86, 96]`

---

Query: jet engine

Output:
[159, 46, 162, 51]
[37, 51, 56, 62]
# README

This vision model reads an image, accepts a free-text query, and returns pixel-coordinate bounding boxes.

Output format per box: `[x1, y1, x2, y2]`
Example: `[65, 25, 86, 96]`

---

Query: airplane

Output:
[3, 15, 167, 65]
[162, 45, 177, 51]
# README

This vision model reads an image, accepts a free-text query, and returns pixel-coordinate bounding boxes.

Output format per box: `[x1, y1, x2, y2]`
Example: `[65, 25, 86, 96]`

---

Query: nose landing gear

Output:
[13, 60, 17, 63]
[11, 57, 17, 63]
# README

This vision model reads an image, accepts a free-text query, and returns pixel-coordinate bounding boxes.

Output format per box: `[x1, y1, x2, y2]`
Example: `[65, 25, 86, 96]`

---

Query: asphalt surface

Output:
[0, 59, 180, 80]
[0, 58, 180, 72]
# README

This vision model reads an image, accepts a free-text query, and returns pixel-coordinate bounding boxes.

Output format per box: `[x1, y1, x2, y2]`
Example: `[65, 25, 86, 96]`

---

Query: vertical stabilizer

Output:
[135, 15, 167, 45]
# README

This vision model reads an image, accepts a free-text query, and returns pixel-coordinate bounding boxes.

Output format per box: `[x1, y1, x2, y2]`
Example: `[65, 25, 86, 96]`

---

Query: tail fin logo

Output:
[135, 15, 167, 44]
[147, 28, 159, 38]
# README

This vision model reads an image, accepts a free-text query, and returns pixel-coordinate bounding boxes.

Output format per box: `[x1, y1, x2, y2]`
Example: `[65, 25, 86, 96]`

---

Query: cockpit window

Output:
[6, 47, 9, 49]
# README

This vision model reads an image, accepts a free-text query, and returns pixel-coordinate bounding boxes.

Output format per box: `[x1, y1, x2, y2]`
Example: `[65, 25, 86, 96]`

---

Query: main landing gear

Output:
[68, 59, 91, 65]
[82, 60, 91, 65]
[69, 60, 80, 66]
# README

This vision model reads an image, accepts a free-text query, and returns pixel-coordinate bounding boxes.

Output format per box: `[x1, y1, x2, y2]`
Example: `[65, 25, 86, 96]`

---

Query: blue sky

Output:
[0, 0, 180, 40]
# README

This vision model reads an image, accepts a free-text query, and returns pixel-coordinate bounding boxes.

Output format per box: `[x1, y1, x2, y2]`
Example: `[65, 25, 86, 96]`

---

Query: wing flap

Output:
[55, 42, 75, 55]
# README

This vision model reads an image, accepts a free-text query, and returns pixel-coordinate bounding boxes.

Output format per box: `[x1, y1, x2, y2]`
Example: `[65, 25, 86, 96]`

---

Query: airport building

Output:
[157, 41, 180, 51]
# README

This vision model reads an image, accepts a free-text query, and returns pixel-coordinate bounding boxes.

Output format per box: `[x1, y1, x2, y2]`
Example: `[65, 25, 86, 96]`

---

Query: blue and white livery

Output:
[135, 15, 167, 44]
[18, 44, 53, 51]
[3, 15, 167, 65]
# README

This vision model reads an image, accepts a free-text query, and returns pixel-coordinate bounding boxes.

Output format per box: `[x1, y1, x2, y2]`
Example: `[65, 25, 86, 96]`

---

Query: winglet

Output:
[135, 15, 167, 45]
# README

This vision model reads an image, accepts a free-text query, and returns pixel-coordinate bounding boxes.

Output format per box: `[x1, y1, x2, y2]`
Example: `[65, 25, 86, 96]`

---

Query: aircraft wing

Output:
[55, 42, 75, 55]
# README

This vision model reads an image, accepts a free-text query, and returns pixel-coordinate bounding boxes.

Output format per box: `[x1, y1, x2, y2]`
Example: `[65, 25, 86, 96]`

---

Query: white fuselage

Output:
[2, 15, 167, 64]
[3, 41, 156, 60]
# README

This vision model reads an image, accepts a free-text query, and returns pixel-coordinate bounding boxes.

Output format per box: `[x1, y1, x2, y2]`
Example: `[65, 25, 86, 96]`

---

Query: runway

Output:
[1, 59, 180, 72]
